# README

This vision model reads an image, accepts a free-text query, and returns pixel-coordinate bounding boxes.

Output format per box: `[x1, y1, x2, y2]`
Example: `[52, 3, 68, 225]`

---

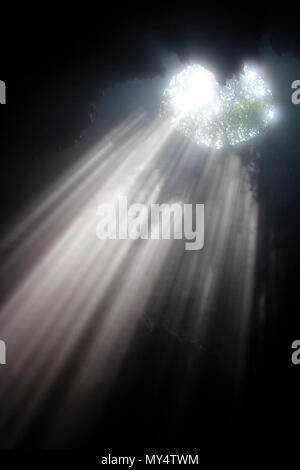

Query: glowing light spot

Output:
[161, 64, 276, 148]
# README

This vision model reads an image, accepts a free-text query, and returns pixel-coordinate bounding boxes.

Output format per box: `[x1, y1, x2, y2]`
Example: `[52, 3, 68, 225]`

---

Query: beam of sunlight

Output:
[0, 109, 258, 447]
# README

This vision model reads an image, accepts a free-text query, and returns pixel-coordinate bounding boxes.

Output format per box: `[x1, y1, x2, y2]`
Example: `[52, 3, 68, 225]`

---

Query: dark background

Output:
[0, 2, 300, 458]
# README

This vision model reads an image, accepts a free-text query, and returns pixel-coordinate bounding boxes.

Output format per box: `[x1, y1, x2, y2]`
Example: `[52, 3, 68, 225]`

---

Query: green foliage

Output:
[161, 64, 275, 149]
